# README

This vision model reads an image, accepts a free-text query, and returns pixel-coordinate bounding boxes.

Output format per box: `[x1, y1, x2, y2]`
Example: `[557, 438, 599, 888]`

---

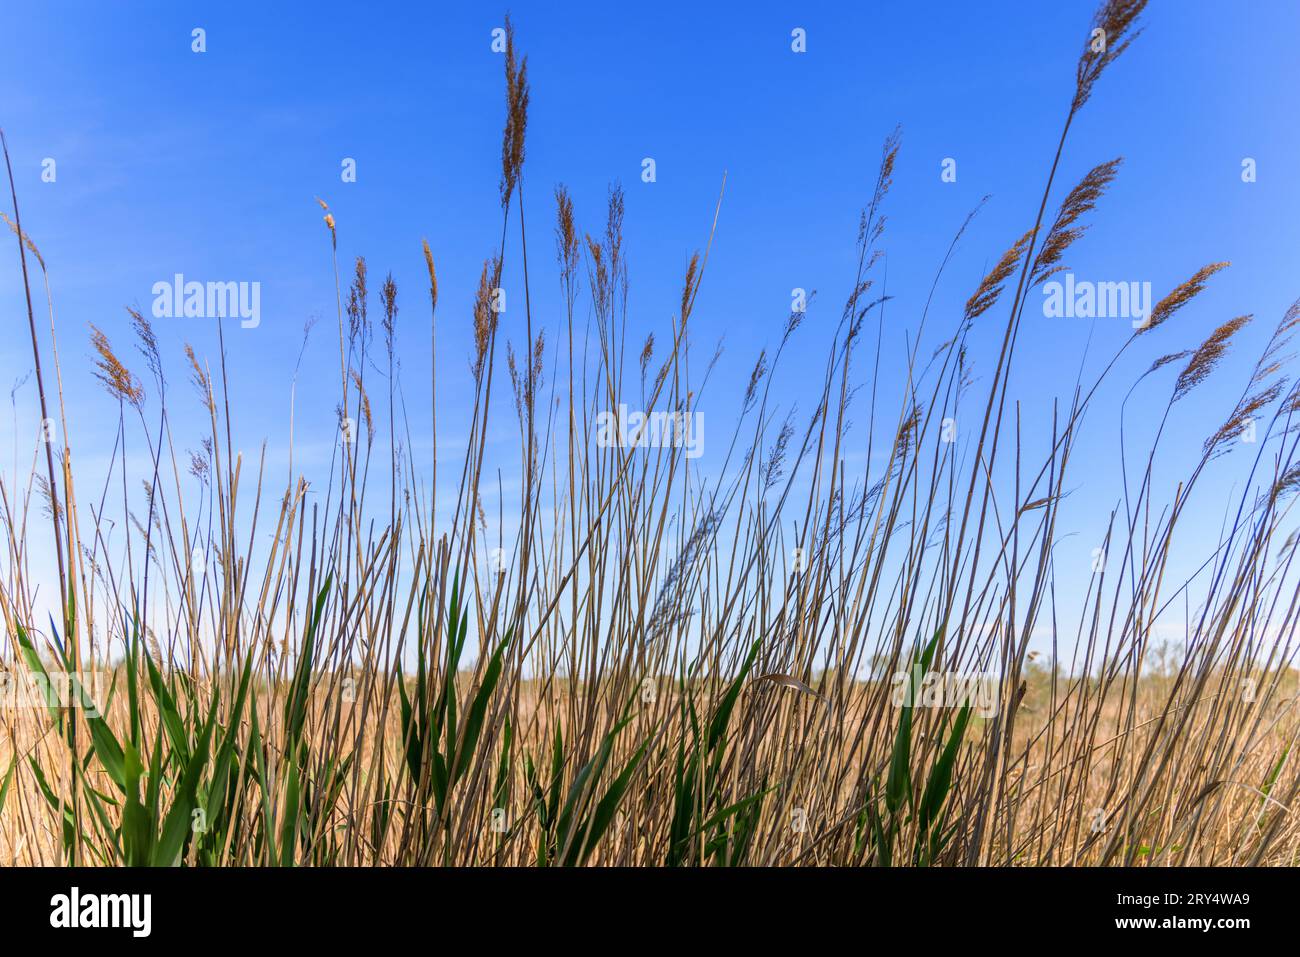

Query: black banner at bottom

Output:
[0, 866, 1270, 944]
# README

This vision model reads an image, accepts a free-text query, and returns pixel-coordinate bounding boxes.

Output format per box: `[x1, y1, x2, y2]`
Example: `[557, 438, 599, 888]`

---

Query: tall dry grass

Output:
[2, 0, 1300, 866]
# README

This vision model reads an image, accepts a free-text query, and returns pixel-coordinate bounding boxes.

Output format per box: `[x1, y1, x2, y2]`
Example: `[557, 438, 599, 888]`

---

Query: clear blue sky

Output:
[2, 1, 1298, 658]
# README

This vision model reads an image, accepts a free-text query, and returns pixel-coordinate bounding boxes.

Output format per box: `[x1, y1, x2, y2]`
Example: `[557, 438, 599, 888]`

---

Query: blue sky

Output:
[2, 1, 1298, 658]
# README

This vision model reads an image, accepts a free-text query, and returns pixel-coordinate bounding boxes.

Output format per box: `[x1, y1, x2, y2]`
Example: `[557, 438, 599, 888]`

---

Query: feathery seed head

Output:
[1173, 314, 1251, 401]
[968, 228, 1034, 322]
[499, 15, 530, 209]
[89, 323, 144, 410]
[1074, 0, 1147, 111]
[421, 239, 438, 315]
[1032, 159, 1122, 285]
[1138, 261, 1230, 334]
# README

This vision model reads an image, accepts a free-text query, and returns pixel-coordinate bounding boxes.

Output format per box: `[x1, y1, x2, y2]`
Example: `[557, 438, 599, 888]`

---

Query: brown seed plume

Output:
[1250, 297, 1300, 387]
[380, 272, 398, 355]
[421, 239, 438, 314]
[604, 185, 625, 285]
[859, 127, 901, 249]
[508, 331, 546, 421]
[35, 473, 61, 523]
[1207, 380, 1284, 457]
[1032, 159, 1122, 285]
[0, 211, 43, 271]
[350, 369, 374, 442]
[184, 343, 214, 412]
[967, 228, 1034, 322]
[639, 333, 655, 382]
[744, 350, 767, 411]
[472, 256, 503, 383]
[499, 15, 530, 209]
[89, 323, 144, 410]
[586, 235, 608, 317]
[188, 448, 210, 485]
[1145, 350, 1191, 376]
[555, 185, 580, 281]
[128, 306, 163, 388]
[681, 252, 701, 326]
[1074, 0, 1147, 112]
[347, 256, 369, 343]
[1270, 463, 1300, 505]
[1138, 262, 1230, 334]
[1173, 315, 1251, 401]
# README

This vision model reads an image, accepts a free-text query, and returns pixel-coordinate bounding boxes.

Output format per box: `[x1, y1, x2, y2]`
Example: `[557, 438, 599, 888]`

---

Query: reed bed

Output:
[2, 0, 1299, 866]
